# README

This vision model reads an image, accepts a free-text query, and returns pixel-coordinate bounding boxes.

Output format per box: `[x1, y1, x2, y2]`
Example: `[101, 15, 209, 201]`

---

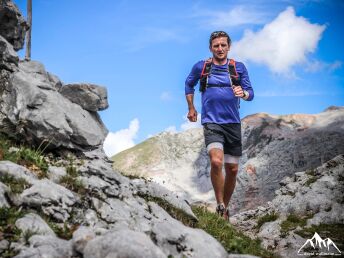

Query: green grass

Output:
[139, 194, 197, 227]
[280, 213, 311, 237]
[47, 221, 78, 240]
[0, 207, 25, 240]
[192, 206, 276, 257]
[305, 169, 316, 176]
[0, 174, 31, 194]
[256, 212, 279, 229]
[59, 161, 86, 195]
[305, 176, 317, 186]
[0, 134, 49, 178]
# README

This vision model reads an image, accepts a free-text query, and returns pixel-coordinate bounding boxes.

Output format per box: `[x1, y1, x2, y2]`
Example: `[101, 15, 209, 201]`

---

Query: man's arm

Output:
[186, 94, 197, 122]
[232, 62, 254, 101]
[185, 61, 203, 122]
[238, 62, 254, 101]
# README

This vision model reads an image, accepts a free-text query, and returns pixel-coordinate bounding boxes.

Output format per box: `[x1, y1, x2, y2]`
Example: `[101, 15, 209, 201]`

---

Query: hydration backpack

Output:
[199, 58, 240, 92]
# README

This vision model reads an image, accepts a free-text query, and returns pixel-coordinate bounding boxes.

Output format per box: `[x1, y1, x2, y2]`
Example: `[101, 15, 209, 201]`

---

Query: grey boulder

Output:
[20, 179, 77, 221]
[47, 165, 67, 183]
[14, 235, 73, 258]
[60, 83, 109, 111]
[15, 213, 56, 237]
[83, 229, 166, 258]
[0, 60, 108, 151]
[0, 34, 18, 71]
[0, 0, 27, 50]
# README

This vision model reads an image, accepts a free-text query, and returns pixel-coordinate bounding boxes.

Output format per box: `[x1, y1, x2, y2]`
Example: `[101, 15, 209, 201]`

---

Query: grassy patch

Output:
[59, 161, 86, 195]
[295, 224, 344, 251]
[280, 213, 312, 236]
[305, 169, 316, 176]
[47, 221, 78, 240]
[60, 175, 86, 194]
[0, 134, 49, 178]
[0, 174, 31, 194]
[305, 176, 317, 187]
[0, 207, 25, 242]
[192, 206, 276, 257]
[140, 194, 197, 227]
[256, 212, 279, 230]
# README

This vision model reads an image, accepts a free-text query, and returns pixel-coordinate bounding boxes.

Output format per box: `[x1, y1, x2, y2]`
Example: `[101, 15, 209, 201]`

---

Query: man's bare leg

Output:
[209, 148, 224, 206]
[223, 163, 238, 219]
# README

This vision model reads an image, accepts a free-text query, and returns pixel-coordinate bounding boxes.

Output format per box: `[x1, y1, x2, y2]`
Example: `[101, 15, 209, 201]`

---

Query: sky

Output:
[14, 0, 344, 156]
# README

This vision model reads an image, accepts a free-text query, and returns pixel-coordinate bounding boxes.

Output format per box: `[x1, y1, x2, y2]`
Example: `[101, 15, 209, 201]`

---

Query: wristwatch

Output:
[242, 90, 249, 99]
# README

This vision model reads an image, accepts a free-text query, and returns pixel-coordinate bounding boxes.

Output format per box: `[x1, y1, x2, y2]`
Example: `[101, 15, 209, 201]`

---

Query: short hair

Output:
[209, 31, 231, 46]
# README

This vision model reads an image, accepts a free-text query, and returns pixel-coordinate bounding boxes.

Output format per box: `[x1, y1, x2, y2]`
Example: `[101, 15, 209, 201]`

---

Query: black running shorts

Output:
[203, 123, 242, 156]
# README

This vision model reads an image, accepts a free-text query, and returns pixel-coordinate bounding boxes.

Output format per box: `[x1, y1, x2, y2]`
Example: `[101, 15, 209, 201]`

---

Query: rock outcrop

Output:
[112, 107, 344, 213]
[0, 0, 27, 51]
[59, 83, 108, 112]
[0, 57, 109, 151]
[230, 154, 344, 258]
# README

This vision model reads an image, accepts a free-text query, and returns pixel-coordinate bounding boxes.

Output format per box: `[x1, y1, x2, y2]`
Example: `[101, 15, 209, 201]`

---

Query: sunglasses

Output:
[210, 31, 228, 39]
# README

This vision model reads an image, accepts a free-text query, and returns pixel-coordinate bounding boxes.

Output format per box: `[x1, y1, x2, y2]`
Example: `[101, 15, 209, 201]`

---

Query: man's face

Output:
[209, 37, 230, 61]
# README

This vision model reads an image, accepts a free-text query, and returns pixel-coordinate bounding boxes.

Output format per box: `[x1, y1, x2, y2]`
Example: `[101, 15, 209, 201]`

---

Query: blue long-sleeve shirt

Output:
[185, 59, 254, 124]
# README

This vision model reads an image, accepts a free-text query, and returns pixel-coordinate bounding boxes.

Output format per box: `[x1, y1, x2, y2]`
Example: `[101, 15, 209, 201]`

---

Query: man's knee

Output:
[210, 157, 223, 170]
[225, 164, 238, 176]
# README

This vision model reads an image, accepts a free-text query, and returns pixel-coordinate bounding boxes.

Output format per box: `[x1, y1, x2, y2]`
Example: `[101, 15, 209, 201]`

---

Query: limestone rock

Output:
[47, 166, 67, 183]
[20, 179, 77, 221]
[83, 229, 166, 258]
[0, 181, 9, 207]
[72, 226, 96, 254]
[0, 160, 38, 184]
[15, 213, 56, 237]
[133, 179, 198, 221]
[60, 83, 108, 111]
[148, 202, 228, 258]
[15, 235, 73, 258]
[0, 0, 27, 50]
[0, 60, 108, 151]
[0, 34, 18, 71]
[47, 72, 63, 91]
[231, 154, 344, 258]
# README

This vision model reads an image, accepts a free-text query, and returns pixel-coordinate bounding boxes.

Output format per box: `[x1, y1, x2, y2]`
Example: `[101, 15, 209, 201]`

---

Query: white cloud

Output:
[305, 60, 342, 73]
[160, 91, 172, 101]
[231, 7, 326, 74]
[103, 118, 139, 157]
[196, 5, 268, 28]
[180, 113, 202, 131]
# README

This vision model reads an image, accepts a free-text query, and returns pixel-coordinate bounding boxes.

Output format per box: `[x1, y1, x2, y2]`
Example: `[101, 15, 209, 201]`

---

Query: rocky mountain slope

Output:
[112, 107, 344, 213]
[0, 1, 251, 257]
[231, 154, 344, 258]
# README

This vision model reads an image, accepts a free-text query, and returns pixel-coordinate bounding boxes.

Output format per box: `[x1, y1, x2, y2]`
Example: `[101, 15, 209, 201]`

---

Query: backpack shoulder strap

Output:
[199, 58, 212, 92]
[201, 58, 212, 77]
[228, 58, 240, 86]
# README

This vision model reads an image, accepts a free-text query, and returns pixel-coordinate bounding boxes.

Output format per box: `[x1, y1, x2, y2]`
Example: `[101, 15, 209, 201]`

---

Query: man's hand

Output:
[232, 85, 244, 98]
[187, 108, 198, 122]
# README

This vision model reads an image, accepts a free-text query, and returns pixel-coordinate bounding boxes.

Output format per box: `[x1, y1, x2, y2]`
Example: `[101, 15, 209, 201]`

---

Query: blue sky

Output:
[14, 0, 343, 156]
